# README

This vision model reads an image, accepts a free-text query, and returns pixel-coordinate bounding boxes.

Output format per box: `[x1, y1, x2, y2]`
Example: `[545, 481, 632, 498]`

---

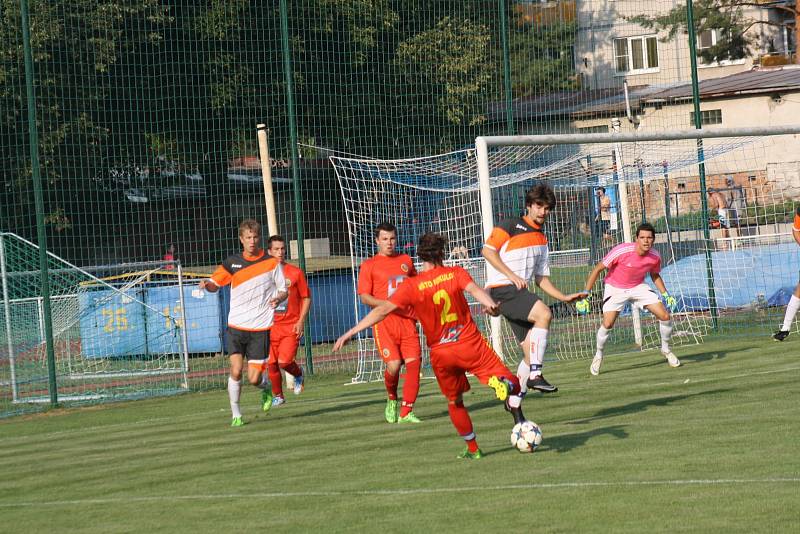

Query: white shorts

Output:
[602, 283, 660, 313]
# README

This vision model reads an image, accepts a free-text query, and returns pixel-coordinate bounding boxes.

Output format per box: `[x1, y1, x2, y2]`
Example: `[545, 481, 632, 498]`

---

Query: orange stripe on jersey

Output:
[231, 257, 281, 288]
[503, 231, 548, 252]
[793, 213, 800, 232]
[210, 265, 232, 287]
[485, 227, 510, 250]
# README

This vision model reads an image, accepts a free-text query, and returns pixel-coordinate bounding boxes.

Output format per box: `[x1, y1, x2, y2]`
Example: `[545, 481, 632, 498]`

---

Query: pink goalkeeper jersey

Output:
[603, 243, 661, 289]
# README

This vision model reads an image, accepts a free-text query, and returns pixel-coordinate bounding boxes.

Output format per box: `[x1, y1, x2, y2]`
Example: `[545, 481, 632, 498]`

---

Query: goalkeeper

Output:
[575, 222, 681, 375]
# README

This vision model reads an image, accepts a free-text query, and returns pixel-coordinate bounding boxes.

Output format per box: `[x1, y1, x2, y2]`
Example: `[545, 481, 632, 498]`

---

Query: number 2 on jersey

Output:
[432, 289, 458, 325]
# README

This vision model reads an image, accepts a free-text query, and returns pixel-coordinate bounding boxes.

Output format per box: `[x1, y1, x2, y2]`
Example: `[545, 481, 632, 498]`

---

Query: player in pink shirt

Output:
[575, 222, 681, 375]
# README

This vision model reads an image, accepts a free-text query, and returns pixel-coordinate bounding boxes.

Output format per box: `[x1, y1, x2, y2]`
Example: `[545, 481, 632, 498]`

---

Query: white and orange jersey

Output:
[484, 216, 550, 288]
[209, 250, 286, 331]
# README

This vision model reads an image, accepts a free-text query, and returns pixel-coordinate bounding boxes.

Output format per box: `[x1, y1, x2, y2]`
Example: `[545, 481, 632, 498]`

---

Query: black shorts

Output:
[226, 327, 270, 361]
[489, 285, 541, 343]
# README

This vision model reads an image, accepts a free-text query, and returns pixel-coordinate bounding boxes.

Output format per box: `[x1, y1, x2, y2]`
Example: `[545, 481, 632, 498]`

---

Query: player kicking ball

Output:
[334, 233, 527, 459]
[773, 206, 800, 341]
[576, 222, 681, 375]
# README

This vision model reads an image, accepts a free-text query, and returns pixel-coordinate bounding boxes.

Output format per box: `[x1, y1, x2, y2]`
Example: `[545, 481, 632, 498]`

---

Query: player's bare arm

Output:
[582, 261, 608, 293]
[535, 275, 587, 303]
[269, 290, 289, 308]
[359, 293, 387, 309]
[198, 279, 220, 293]
[333, 300, 399, 352]
[294, 296, 312, 337]
[650, 273, 669, 295]
[482, 246, 527, 290]
[464, 281, 500, 316]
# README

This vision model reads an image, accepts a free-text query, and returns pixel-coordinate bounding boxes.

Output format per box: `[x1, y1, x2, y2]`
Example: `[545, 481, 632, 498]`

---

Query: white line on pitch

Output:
[1, 478, 799, 508]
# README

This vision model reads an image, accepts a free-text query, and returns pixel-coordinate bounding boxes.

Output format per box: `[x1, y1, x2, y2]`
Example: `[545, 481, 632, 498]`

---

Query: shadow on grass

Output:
[537, 424, 629, 454]
[293, 389, 441, 418]
[567, 388, 730, 425]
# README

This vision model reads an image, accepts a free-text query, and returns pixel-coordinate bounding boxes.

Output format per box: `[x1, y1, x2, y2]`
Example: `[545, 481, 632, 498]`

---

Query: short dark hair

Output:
[267, 235, 285, 248]
[597, 187, 606, 194]
[525, 183, 556, 209]
[636, 222, 656, 238]
[417, 232, 447, 266]
[374, 222, 397, 239]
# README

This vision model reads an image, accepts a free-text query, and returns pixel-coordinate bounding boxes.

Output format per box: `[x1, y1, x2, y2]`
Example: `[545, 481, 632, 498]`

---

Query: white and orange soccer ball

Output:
[510, 420, 542, 453]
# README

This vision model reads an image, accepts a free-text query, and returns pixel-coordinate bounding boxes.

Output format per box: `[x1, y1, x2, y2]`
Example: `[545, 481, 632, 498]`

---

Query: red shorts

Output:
[268, 324, 300, 365]
[430, 333, 515, 401]
[373, 315, 420, 363]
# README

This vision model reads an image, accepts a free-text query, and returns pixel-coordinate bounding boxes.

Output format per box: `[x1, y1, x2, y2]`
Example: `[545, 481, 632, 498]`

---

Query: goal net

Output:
[1, 233, 190, 409]
[332, 127, 800, 383]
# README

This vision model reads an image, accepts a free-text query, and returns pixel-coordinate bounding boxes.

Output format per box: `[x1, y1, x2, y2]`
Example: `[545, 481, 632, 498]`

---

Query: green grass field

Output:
[1, 335, 799, 533]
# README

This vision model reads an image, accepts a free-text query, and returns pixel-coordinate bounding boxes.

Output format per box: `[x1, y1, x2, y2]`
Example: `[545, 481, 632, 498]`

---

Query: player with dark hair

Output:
[576, 222, 681, 375]
[266, 235, 311, 404]
[357, 222, 422, 423]
[199, 219, 287, 427]
[482, 183, 586, 395]
[773, 206, 800, 341]
[335, 232, 526, 459]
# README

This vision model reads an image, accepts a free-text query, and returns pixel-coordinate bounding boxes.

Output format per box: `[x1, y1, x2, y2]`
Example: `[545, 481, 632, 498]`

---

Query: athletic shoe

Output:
[271, 395, 285, 407]
[385, 399, 399, 423]
[661, 350, 681, 368]
[230, 417, 244, 427]
[527, 374, 558, 393]
[262, 389, 274, 413]
[456, 447, 483, 460]
[397, 412, 421, 424]
[773, 329, 790, 342]
[293, 373, 304, 395]
[488, 376, 509, 401]
[590, 354, 603, 376]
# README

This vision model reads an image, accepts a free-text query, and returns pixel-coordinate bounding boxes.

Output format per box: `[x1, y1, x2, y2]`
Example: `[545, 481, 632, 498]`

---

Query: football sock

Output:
[596, 325, 611, 353]
[448, 401, 477, 452]
[257, 371, 269, 390]
[267, 363, 283, 397]
[659, 320, 674, 352]
[384, 369, 399, 400]
[516, 360, 529, 394]
[503, 375, 521, 397]
[781, 295, 800, 331]
[281, 361, 303, 378]
[228, 376, 242, 419]
[399, 358, 421, 417]
[528, 328, 549, 375]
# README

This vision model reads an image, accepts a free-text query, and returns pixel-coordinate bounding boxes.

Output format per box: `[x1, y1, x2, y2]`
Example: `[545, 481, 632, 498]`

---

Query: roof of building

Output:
[643, 66, 800, 103]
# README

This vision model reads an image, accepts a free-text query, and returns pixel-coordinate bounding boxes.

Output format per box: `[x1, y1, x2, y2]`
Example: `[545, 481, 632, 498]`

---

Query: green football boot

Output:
[397, 411, 422, 424]
[488, 376, 509, 401]
[230, 417, 244, 427]
[262, 389, 274, 413]
[456, 447, 483, 460]
[384, 399, 399, 423]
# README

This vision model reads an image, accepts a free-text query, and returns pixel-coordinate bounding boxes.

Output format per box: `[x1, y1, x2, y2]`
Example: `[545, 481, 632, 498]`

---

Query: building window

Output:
[614, 35, 659, 74]
[577, 125, 609, 134]
[690, 109, 723, 126]
[696, 29, 746, 67]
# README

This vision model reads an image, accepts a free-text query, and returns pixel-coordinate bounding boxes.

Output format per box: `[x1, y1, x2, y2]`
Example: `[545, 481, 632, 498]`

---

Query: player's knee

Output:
[385, 360, 402, 375]
[528, 306, 551, 325]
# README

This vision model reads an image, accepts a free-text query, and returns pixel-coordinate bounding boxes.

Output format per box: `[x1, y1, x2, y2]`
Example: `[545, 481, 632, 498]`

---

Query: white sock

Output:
[257, 369, 269, 390]
[659, 320, 674, 352]
[781, 295, 800, 331]
[507, 394, 522, 408]
[516, 360, 529, 395]
[228, 376, 242, 419]
[596, 326, 611, 355]
[528, 327, 548, 377]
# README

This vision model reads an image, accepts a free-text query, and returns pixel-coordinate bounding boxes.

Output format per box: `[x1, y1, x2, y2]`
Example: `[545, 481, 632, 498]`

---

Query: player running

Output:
[482, 183, 586, 394]
[335, 233, 526, 459]
[773, 206, 800, 341]
[357, 223, 422, 423]
[575, 222, 681, 375]
[199, 219, 287, 427]
[266, 235, 312, 405]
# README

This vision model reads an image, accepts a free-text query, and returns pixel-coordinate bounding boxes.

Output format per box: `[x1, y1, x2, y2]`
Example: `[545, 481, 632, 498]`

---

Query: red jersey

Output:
[357, 253, 417, 319]
[389, 266, 480, 349]
[273, 262, 311, 327]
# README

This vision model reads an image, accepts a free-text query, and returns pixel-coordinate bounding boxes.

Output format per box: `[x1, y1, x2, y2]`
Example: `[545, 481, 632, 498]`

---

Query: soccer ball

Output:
[510, 420, 543, 453]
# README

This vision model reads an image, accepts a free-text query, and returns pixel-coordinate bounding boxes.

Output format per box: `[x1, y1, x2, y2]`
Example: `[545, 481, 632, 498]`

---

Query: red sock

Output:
[267, 363, 283, 397]
[384, 370, 399, 400]
[281, 361, 303, 378]
[399, 359, 421, 417]
[448, 401, 478, 452]
[505, 375, 521, 397]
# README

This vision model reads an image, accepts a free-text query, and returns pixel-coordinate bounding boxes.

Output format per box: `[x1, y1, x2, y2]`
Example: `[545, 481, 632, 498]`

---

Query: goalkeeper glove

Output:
[662, 292, 677, 312]
[576, 293, 591, 315]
